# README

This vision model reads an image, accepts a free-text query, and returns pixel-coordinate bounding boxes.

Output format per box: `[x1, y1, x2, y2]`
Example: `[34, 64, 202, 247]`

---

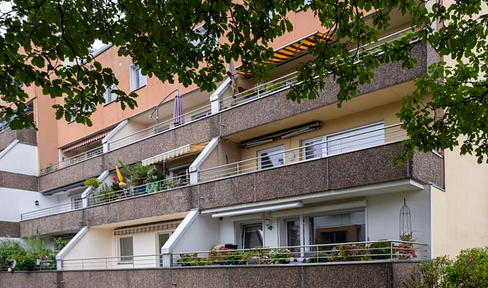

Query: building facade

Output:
[1, 3, 487, 273]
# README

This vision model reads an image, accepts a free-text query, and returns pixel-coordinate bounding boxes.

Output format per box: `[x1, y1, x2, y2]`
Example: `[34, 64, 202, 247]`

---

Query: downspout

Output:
[81, 170, 109, 208]
[188, 137, 220, 185]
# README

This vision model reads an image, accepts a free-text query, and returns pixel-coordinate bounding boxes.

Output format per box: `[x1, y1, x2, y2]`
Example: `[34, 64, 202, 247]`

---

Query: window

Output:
[130, 65, 147, 91]
[284, 210, 366, 248]
[119, 237, 134, 263]
[327, 123, 384, 155]
[158, 232, 171, 266]
[302, 137, 325, 160]
[258, 146, 285, 169]
[302, 122, 385, 159]
[191, 109, 211, 121]
[103, 84, 117, 104]
[242, 223, 264, 249]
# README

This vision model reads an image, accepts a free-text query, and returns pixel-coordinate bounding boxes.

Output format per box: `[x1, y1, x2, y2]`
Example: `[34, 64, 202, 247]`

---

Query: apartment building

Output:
[1, 3, 487, 273]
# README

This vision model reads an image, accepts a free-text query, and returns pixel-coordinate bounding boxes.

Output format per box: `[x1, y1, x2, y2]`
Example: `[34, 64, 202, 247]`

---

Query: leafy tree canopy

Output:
[0, 0, 487, 163]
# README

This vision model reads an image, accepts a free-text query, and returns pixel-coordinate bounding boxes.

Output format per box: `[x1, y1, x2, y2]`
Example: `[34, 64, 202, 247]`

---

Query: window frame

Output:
[103, 83, 118, 105]
[301, 122, 385, 160]
[130, 64, 147, 92]
[241, 222, 264, 249]
[257, 145, 285, 170]
[118, 236, 134, 264]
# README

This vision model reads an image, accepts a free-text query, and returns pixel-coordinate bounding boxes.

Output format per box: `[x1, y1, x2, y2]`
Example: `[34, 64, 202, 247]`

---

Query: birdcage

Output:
[399, 198, 412, 239]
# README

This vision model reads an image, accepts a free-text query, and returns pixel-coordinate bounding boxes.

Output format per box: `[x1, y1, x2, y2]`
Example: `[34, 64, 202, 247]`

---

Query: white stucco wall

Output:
[366, 188, 431, 245]
[0, 188, 59, 222]
[172, 213, 221, 253]
[215, 189, 432, 253]
[62, 228, 113, 270]
[0, 142, 39, 176]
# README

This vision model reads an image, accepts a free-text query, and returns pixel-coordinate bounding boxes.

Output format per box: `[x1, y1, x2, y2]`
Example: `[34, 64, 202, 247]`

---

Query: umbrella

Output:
[226, 60, 238, 97]
[173, 90, 184, 126]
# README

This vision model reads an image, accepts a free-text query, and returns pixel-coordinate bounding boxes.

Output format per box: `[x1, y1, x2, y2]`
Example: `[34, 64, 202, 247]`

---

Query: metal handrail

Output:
[107, 103, 212, 151]
[21, 199, 83, 221]
[57, 240, 428, 270]
[199, 123, 405, 182]
[40, 146, 104, 175]
[88, 174, 190, 206]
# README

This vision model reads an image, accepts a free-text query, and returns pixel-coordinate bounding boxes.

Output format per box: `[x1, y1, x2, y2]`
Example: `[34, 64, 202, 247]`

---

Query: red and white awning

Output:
[62, 132, 109, 153]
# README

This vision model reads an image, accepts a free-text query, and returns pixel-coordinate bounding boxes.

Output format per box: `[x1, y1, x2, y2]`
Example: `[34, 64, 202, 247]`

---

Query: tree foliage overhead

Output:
[1, 0, 487, 162]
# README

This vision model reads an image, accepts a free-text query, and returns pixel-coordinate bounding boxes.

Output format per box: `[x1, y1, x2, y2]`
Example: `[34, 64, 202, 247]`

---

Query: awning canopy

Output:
[237, 31, 333, 75]
[62, 131, 109, 153]
[141, 143, 207, 166]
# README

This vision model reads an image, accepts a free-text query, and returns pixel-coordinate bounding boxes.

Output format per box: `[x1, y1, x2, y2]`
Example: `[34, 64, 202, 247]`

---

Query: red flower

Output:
[112, 176, 117, 181]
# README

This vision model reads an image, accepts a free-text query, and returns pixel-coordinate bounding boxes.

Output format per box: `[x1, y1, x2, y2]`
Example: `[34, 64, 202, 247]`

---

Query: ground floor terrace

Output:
[52, 183, 431, 271]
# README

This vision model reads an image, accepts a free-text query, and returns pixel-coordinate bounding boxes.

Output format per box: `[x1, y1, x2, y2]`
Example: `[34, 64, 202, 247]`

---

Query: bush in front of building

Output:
[405, 247, 488, 287]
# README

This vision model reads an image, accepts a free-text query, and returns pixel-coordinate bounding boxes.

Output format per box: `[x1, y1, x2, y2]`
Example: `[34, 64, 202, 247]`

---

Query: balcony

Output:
[20, 129, 443, 237]
[0, 127, 37, 151]
[55, 240, 427, 271]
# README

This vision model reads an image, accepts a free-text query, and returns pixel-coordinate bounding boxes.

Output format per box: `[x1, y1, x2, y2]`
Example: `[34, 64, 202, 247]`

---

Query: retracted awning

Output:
[62, 131, 109, 153]
[141, 143, 207, 166]
[237, 31, 333, 75]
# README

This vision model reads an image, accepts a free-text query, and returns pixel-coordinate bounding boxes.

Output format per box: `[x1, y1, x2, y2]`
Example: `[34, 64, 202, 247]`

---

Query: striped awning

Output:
[141, 143, 207, 166]
[237, 31, 332, 75]
[62, 131, 109, 153]
[114, 220, 182, 236]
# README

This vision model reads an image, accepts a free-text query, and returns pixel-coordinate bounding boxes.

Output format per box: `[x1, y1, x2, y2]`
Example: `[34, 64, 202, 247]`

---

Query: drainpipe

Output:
[81, 170, 109, 208]
[188, 137, 220, 185]
[102, 120, 129, 153]
[210, 77, 231, 114]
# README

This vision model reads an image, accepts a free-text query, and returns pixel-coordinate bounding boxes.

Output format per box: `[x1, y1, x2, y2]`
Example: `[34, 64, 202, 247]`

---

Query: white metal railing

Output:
[220, 71, 299, 109]
[199, 123, 406, 182]
[20, 199, 83, 221]
[40, 146, 103, 175]
[107, 104, 212, 151]
[172, 240, 428, 266]
[57, 240, 427, 270]
[88, 174, 190, 206]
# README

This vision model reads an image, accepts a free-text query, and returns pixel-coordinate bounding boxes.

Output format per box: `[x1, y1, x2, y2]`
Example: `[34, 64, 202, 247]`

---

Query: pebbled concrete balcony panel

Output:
[0, 262, 417, 288]
[220, 42, 438, 137]
[39, 156, 104, 192]
[0, 221, 20, 237]
[20, 210, 84, 237]
[0, 171, 39, 191]
[0, 128, 37, 151]
[85, 187, 195, 227]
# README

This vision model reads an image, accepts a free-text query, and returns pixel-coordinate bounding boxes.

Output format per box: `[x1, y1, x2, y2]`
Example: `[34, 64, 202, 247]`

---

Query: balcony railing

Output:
[57, 240, 427, 270]
[21, 199, 83, 221]
[199, 123, 406, 183]
[220, 71, 299, 110]
[107, 104, 213, 151]
[88, 174, 190, 206]
[40, 146, 103, 175]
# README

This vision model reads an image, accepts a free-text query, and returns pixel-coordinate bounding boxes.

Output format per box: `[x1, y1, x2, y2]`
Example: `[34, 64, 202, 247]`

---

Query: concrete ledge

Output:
[0, 171, 39, 191]
[0, 262, 417, 288]
[0, 221, 20, 238]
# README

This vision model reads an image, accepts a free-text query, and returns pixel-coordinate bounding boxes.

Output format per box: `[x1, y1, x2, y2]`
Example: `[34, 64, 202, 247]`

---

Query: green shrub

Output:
[0, 239, 26, 264]
[405, 247, 488, 287]
[369, 241, 393, 260]
[84, 178, 101, 188]
[16, 254, 36, 271]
